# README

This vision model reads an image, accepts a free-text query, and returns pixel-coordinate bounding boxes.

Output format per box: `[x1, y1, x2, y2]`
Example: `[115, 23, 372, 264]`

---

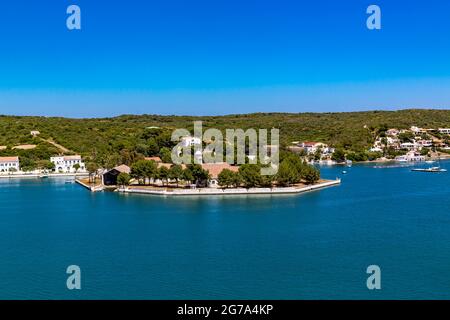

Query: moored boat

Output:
[412, 167, 447, 173]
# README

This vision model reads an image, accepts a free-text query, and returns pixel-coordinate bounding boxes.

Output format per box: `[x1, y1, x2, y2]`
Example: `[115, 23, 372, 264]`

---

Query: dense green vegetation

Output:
[129, 161, 211, 187]
[1, 109, 449, 169]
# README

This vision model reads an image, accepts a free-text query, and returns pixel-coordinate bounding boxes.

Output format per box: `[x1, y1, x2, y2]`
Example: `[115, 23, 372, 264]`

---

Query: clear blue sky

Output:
[0, 0, 449, 117]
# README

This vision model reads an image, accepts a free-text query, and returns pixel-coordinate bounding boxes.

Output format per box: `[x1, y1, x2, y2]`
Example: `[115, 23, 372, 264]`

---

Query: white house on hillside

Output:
[0, 156, 20, 173]
[51, 155, 86, 173]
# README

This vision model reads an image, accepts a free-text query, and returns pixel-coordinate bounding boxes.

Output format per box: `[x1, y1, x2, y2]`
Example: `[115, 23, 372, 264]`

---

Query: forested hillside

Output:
[1, 109, 449, 168]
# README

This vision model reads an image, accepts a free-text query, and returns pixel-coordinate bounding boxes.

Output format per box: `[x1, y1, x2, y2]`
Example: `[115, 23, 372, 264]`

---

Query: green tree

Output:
[36, 160, 55, 171]
[188, 164, 210, 187]
[86, 162, 99, 183]
[131, 159, 157, 185]
[147, 138, 160, 156]
[117, 172, 131, 187]
[238, 164, 262, 188]
[218, 169, 234, 188]
[303, 166, 320, 185]
[159, 147, 172, 163]
[73, 163, 80, 173]
[169, 164, 183, 187]
[331, 148, 346, 163]
[131, 160, 147, 184]
[230, 172, 243, 188]
[158, 166, 169, 186]
[276, 161, 299, 187]
[181, 167, 194, 186]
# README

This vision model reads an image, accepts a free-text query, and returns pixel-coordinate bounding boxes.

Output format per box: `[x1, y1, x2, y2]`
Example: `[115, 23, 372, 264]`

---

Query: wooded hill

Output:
[1, 109, 449, 168]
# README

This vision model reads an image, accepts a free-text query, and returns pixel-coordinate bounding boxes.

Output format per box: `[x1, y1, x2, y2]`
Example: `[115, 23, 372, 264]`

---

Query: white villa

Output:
[438, 128, 450, 135]
[0, 156, 20, 173]
[400, 142, 417, 151]
[298, 142, 332, 155]
[50, 155, 86, 173]
[395, 151, 425, 162]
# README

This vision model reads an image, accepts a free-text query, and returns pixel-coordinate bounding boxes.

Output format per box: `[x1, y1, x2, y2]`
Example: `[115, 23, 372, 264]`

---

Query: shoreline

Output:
[322, 154, 450, 166]
[0, 172, 89, 179]
[117, 179, 341, 197]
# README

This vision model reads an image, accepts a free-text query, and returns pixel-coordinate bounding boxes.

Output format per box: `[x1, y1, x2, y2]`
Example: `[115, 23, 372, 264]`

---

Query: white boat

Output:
[412, 167, 447, 173]
[425, 160, 435, 164]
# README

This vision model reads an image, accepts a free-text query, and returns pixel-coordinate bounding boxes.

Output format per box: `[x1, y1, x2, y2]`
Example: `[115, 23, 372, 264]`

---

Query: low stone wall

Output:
[75, 179, 104, 192]
[119, 179, 341, 197]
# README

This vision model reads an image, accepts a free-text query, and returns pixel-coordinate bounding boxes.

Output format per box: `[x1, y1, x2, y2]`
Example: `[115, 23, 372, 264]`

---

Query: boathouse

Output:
[103, 165, 131, 186]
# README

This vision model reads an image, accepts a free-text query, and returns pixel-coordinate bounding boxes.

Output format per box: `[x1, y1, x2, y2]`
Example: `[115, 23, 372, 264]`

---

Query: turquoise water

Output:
[1, 161, 450, 299]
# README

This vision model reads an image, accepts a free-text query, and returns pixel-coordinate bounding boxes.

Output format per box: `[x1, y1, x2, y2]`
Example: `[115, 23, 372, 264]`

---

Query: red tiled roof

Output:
[0, 156, 19, 162]
[201, 163, 239, 179]
[145, 156, 162, 163]
[157, 163, 187, 169]
[63, 155, 81, 161]
[303, 142, 319, 147]
[113, 165, 131, 174]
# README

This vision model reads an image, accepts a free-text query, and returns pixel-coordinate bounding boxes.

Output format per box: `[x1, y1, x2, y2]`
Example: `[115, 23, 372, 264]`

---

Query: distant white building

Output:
[51, 155, 86, 173]
[417, 140, 433, 148]
[386, 129, 399, 136]
[439, 128, 450, 135]
[400, 142, 417, 151]
[180, 136, 202, 147]
[299, 142, 328, 154]
[410, 126, 423, 134]
[30, 130, 40, 137]
[370, 147, 383, 153]
[0, 156, 20, 173]
[395, 151, 425, 162]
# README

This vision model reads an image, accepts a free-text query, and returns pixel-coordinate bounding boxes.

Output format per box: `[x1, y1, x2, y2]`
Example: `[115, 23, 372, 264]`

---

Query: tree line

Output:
[116, 155, 320, 189]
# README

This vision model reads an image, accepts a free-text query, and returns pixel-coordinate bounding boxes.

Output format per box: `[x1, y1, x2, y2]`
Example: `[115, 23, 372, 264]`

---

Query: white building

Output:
[0, 156, 20, 173]
[299, 142, 328, 154]
[180, 136, 202, 147]
[417, 140, 433, 148]
[395, 151, 425, 162]
[400, 142, 417, 151]
[370, 147, 383, 153]
[51, 155, 86, 173]
[410, 126, 423, 134]
[439, 128, 450, 135]
[386, 129, 399, 136]
[30, 131, 40, 137]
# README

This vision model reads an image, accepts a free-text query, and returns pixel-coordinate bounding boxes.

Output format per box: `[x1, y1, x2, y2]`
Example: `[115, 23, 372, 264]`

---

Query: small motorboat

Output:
[342, 171, 348, 174]
[412, 167, 447, 173]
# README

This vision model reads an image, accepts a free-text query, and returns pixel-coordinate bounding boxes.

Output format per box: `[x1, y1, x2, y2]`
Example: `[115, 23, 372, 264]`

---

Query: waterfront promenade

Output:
[118, 179, 341, 197]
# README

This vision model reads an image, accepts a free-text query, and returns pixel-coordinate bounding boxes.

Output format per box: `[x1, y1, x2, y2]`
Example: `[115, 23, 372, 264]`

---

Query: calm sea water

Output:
[1, 161, 450, 299]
